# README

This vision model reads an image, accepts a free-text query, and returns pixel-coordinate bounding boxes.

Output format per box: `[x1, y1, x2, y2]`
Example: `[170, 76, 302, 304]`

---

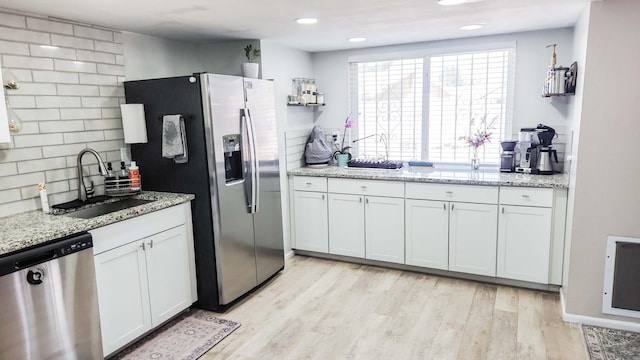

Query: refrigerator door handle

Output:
[241, 111, 254, 213]
[245, 108, 259, 213]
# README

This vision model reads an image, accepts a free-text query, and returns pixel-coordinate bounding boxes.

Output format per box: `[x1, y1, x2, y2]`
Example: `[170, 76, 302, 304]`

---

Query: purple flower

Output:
[345, 118, 353, 129]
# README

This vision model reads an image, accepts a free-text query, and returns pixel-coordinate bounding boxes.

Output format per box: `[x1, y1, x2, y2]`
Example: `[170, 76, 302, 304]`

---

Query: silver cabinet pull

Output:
[361, 185, 367, 189]
[322, 194, 325, 200]
[502, 207, 505, 214]
[445, 191, 453, 195]
[451, 203, 454, 210]
[306, 182, 312, 185]
[521, 194, 530, 198]
[149, 240, 154, 248]
[359, 197, 362, 203]
[366, 198, 369, 204]
[443, 203, 446, 210]
[141, 242, 145, 251]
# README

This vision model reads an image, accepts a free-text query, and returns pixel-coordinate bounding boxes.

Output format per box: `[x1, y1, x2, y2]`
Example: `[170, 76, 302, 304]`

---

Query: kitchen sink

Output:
[63, 198, 154, 219]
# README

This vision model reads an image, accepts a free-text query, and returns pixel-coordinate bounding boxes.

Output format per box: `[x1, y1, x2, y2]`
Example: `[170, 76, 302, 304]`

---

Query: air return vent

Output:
[603, 236, 640, 318]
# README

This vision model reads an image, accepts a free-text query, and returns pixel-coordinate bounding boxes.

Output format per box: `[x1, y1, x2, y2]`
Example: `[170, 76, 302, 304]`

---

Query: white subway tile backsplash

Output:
[48, 191, 76, 207]
[7, 95, 36, 108]
[29, 44, 77, 60]
[10, 69, 33, 82]
[60, 108, 102, 120]
[99, 85, 124, 97]
[81, 96, 119, 108]
[0, 172, 45, 190]
[79, 73, 118, 86]
[0, 13, 26, 28]
[33, 70, 79, 84]
[87, 139, 124, 152]
[17, 157, 67, 173]
[57, 84, 99, 96]
[0, 147, 43, 163]
[2, 55, 53, 70]
[73, 25, 113, 42]
[113, 32, 122, 44]
[42, 143, 89, 157]
[0, 40, 29, 55]
[26, 18, 74, 35]
[104, 129, 124, 140]
[0, 28, 50, 45]
[84, 119, 122, 130]
[76, 50, 115, 64]
[13, 133, 64, 148]
[39, 120, 85, 133]
[0, 163, 18, 177]
[94, 41, 122, 54]
[0, 189, 21, 204]
[51, 34, 93, 50]
[21, 180, 69, 199]
[54, 59, 97, 73]
[104, 150, 122, 163]
[17, 122, 40, 135]
[0, 199, 38, 217]
[14, 108, 60, 121]
[63, 130, 104, 144]
[101, 107, 121, 118]
[96, 63, 124, 76]
[36, 96, 82, 108]
[13, 83, 57, 96]
[46, 167, 76, 182]
[115, 54, 124, 65]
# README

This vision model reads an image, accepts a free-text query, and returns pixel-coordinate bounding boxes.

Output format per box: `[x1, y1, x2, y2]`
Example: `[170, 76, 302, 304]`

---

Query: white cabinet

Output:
[91, 203, 195, 357]
[405, 199, 448, 270]
[328, 193, 365, 257]
[365, 196, 405, 264]
[497, 187, 555, 283]
[449, 202, 498, 277]
[293, 191, 328, 253]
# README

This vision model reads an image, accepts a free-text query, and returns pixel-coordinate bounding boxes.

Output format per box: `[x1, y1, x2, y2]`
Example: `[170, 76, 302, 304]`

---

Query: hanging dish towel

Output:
[162, 114, 189, 163]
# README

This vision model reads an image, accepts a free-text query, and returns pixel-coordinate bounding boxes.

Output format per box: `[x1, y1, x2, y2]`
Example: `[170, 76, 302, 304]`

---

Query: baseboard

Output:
[284, 250, 295, 260]
[560, 290, 640, 332]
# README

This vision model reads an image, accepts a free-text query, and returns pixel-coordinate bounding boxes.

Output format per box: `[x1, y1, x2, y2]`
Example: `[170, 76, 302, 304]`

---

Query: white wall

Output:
[564, 0, 640, 322]
[261, 40, 314, 254]
[312, 28, 574, 158]
[122, 32, 203, 81]
[199, 39, 261, 77]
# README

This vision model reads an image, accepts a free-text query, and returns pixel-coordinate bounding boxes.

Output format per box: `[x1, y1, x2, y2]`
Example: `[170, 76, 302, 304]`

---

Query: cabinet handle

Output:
[366, 198, 369, 205]
[359, 197, 362, 203]
[451, 203, 454, 210]
[149, 240, 154, 248]
[322, 194, 325, 200]
[502, 207, 505, 214]
[306, 182, 312, 185]
[443, 203, 446, 210]
[521, 194, 530, 198]
[445, 191, 453, 195]
[141, 242, 145, 251]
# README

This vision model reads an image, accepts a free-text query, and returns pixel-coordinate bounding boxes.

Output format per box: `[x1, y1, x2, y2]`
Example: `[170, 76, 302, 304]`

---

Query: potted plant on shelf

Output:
[333, 116, 353, 167]
[242, 44, 261, 79]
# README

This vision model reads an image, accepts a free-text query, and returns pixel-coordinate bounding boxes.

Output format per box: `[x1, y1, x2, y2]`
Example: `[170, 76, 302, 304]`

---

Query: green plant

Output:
[244, 44, 261, 63]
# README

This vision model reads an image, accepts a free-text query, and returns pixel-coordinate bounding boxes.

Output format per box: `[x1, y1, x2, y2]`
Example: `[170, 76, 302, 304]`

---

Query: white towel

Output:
[162, 115, 188, 163]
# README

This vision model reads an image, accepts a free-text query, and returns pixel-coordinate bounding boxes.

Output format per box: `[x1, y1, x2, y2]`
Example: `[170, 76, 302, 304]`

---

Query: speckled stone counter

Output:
[0, 191, 194, 257]
[288, 165, 569, 188]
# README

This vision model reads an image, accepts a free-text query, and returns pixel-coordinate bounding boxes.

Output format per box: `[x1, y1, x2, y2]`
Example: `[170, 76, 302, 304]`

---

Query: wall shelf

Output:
[542, 93, 575, 98]
[287, 103, 325, 107]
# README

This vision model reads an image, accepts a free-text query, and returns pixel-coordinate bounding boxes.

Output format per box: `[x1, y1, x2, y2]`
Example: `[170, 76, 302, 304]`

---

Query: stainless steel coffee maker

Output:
[515, 128, 539, 173]
[535, 124, 558, 175]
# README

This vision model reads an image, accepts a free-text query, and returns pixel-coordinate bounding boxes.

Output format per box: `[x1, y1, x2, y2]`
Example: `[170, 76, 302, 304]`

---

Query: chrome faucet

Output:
[77, 148, 108, 201]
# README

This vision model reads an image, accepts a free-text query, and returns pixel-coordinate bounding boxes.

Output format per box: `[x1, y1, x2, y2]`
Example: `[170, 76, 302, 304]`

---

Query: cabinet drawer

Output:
[293, 176, 327, 192]
[499, 187, 553, 207]
[405, 183, 498, 204]
[328, 178, 404, 197]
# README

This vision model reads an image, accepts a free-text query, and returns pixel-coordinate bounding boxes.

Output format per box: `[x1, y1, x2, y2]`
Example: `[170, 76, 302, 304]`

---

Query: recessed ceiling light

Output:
[39, 45, 59, 50]
[438, 0, 469, 5]
[348, 37, 367, 43]
[296, 17, 318, 24]
[460, 24, 484, 30]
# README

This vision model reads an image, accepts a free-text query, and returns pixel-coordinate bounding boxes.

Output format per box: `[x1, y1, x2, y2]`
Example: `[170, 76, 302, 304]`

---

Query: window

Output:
[350, 46, 515, 164]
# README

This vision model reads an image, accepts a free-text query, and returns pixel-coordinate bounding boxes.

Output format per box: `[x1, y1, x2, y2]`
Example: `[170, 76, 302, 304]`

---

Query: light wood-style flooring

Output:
[201, 255, 587, 360]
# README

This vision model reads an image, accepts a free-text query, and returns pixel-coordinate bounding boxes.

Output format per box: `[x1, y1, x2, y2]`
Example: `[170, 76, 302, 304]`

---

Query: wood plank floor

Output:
[201, 255, 587, 360]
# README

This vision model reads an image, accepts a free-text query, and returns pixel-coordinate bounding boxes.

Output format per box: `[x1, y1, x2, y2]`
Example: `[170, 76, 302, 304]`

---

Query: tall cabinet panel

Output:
[329, 193, 365, 257]
[449, 202, 498, 277]
[405, 199, 449, 270]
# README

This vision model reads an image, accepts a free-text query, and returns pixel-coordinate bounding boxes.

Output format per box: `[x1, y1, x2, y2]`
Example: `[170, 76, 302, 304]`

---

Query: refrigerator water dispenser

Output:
[223, 134, 243, 182]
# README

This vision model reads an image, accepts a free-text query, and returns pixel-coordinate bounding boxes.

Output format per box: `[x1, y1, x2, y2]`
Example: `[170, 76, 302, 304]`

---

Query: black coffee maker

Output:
[535, 124, 558, 175]
[500, 141, 518, 172]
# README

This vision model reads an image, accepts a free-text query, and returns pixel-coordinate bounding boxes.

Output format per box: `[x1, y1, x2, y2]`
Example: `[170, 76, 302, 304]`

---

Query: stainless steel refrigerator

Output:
[124, 74, 284, 311]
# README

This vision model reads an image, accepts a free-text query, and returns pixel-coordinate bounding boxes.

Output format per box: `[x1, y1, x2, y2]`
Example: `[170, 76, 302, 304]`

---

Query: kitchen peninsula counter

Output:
[0, 191, 194, 257]
[288, 166, 569, 189]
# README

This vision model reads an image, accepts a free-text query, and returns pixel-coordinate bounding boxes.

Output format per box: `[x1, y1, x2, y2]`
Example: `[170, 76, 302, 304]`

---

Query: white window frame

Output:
[348, 41, 516, 165]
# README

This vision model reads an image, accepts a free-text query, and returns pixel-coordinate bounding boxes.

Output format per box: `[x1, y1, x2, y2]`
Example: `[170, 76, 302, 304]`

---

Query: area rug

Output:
[582, 325, 640, 360]
[113, 309, 240, 360]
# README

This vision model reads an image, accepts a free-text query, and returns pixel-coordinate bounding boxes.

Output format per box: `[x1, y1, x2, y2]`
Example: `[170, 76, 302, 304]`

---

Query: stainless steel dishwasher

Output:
[0, 232, 103, 359]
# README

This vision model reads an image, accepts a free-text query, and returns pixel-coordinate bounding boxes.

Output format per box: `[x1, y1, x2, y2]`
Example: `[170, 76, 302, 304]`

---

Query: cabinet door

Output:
[365, 196, 405, 264]
[449, 202, 498, 276]
[497, 205, 553, 283]
[329, 193, 365, 257]
[293, 191, 328, 253]
[405, 199, 449, 270]
[146, 225, 193, 326]
[94, 240, 151, 357]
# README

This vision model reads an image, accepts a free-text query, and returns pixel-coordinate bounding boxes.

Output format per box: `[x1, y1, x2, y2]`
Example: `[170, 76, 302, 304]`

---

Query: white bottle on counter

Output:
[39, 183, 50, 213]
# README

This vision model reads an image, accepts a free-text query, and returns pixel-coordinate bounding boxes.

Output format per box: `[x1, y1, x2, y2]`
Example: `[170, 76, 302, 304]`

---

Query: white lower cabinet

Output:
[92, 203, 196, 357]
[448, 202, 498, 277]
[293, 191, 328, 253]
[497, 205, 553, 283]
[405, 199, 449, 270]
[328, 193, 365, 257]
[365, 196, 405, 264]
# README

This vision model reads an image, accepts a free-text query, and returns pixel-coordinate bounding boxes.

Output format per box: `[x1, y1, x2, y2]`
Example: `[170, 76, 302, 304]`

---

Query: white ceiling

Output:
[0, 0, 592, 52]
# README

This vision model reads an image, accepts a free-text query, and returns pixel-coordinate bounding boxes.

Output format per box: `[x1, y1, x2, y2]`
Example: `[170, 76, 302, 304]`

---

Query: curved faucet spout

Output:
[77, 148, 108, 202]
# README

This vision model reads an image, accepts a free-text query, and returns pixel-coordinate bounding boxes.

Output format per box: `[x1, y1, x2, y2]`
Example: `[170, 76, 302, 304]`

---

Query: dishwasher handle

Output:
[14, 250, 57, 270]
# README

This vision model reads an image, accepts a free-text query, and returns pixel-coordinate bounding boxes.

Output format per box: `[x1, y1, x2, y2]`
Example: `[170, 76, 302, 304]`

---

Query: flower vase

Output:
[471, 148, 480, 170]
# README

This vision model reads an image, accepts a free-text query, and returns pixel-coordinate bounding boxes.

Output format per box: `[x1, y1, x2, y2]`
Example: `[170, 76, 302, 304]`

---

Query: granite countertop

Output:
[288, 165, 569, 188]
[0, 191, 195, 257]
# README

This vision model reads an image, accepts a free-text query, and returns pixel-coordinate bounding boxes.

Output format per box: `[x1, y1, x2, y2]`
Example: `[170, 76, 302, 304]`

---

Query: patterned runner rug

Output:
[113, 309, 240, 360]
[583, 325, 640, 360]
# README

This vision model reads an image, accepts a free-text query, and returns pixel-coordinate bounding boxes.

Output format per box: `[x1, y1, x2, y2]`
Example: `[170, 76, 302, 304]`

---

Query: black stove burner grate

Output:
[347, 159, 404, 169]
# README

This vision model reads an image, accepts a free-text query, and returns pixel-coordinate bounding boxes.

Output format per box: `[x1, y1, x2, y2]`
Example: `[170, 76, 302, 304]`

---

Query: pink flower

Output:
[345, 118, 353, 129]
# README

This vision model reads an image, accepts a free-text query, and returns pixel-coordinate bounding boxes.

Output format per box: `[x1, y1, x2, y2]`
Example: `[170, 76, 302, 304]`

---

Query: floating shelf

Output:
[287, 103, 325, 107]
[542, 93, 575, 98]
